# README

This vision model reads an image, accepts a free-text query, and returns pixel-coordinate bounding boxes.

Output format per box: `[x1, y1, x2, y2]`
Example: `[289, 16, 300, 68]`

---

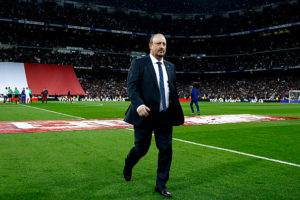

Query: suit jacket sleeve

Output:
[168, 63, 180, 102]
[167, 62, 185, 126]
[127, 59, 144, 110]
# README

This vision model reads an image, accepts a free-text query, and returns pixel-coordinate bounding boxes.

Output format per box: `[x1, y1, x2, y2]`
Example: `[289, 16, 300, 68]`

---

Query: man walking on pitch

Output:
[123, 33, 184, 198]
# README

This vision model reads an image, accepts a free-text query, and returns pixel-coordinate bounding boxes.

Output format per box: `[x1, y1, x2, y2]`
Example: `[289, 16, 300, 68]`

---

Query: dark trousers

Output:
[125, 114, 173, 190]
[22, 96, 26, 104]
[42, 96, 47, 103]
[15, 95, 19, 104]
[190, 100, 199, 113]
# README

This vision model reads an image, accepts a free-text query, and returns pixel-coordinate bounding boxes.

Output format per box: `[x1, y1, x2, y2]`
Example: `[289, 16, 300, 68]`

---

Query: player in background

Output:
[21, 88, 26, 104]
[67, 89, 73, 103]
[3, 87, 8, 104]
[41, 88, 48, 104]
[8, 87, 12, 103]
[14, 87, 20, 104]
[62, 95, 67, 103]
[29, 88, 33, 104]
[190, 84, 200, 115]
[25, 88, 30, 104]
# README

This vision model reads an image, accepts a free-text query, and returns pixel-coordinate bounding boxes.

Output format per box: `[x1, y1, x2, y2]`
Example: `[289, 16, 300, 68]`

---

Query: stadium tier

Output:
[1, 1, 300, 200]
[0, 0, 299, 100]
[0, 0, 299, 35]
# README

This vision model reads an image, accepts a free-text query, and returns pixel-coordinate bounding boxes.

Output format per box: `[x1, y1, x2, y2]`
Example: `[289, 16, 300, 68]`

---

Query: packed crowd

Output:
[177, 73, 300, 100]
[75, 70, 300, 101]
[77, 71, 127, 98]
[1, 15, 299, 71]
[0, 0, 299, 35]
[170, 50, 300, 72]
[1, 22, 299, 56]
[0, 47, 132, 69]
[0, 0, 299, 101]
[1, 47, 299, 72]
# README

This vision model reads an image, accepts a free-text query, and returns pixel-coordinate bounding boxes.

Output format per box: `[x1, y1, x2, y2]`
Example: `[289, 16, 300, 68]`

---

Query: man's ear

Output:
[149, 43, 152, 50]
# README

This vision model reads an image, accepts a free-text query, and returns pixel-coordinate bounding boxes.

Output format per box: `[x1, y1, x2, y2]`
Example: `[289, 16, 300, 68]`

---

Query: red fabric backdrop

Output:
[24, 63, 85, 96]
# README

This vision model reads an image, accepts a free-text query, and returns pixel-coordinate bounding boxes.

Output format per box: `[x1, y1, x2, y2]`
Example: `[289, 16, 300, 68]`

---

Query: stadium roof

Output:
[69, 0, 286, 14]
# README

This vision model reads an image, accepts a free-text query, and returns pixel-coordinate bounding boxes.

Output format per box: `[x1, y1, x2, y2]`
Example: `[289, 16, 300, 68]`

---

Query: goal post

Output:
[289, 90, 300, 103]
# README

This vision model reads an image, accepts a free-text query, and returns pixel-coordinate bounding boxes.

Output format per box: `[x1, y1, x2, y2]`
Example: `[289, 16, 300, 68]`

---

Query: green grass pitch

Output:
[0, 101, 299, 199]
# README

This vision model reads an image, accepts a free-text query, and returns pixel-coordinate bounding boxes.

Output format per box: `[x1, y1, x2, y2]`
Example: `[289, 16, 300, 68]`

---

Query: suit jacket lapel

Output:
[147, 56, 160, 90]
[164, 61, 172, 81]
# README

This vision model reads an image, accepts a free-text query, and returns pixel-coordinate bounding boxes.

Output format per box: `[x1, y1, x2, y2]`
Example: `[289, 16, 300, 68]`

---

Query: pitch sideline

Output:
[172, 137, 300, 168]
[7, 106, 300, 168]
[125, 129, 300, 168]
[20, 104, 85, 119]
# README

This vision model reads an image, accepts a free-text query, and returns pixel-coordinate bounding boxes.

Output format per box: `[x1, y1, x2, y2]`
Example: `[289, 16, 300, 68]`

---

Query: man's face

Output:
[149, 34, 167, 60]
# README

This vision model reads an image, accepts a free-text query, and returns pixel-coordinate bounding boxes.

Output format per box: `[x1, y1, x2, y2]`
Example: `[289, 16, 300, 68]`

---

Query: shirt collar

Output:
[150, 54, 164, 65]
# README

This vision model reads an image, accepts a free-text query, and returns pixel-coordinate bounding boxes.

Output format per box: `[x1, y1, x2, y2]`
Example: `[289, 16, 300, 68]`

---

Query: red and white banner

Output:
[0, 62, 85, 95]
[0, 62, 29, 94]
[0, 114, 298, 134]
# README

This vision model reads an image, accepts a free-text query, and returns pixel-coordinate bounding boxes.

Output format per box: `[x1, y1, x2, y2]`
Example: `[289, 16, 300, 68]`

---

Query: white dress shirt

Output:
[149, 54, 170, 111]
[136, 55, 170, 113]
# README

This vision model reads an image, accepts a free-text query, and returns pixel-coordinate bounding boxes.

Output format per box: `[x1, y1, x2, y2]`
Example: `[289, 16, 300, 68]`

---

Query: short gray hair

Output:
[149, 33, 165, 44]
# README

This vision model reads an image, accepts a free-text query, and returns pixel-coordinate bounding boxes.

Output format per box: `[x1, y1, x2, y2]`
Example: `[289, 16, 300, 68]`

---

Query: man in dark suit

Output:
[123, 33, 184, 198]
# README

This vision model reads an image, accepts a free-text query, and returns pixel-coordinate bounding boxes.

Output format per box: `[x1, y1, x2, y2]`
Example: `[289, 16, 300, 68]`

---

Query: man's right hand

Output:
[137, 105, 151, 117]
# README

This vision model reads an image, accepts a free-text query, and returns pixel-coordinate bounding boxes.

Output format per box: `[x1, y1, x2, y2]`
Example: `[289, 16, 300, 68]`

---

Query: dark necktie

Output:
[157, 62, 167, 111]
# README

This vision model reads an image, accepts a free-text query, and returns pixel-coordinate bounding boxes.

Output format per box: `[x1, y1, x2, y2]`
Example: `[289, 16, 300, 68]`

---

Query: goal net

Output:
[289, 90, 300, 103]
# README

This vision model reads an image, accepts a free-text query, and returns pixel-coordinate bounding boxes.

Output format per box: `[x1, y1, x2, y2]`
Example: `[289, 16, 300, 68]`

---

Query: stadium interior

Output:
[0, 1, 300, 200]
[0, 0, 299, 102]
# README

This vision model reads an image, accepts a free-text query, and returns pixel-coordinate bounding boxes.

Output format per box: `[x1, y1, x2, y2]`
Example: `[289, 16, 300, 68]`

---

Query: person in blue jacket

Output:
[21, 88, 26, 104]
[190, 84, 200, 115]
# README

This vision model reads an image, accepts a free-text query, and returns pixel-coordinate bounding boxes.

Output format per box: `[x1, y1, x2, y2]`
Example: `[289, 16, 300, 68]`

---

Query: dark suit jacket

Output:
[124, 56, 184, 128]
[191, 87, 199, 101]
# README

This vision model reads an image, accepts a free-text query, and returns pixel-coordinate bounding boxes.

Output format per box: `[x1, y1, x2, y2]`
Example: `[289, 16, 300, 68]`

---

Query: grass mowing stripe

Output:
[126, 129, 300, 167]
[172, 138, 300, 168]
[20, 104, 85, 119]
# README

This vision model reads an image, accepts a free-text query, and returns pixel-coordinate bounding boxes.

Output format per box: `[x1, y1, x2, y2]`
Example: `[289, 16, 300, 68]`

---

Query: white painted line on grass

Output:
[172, 138, 300, 168]
[20, 104, 85, 119]
[126, 129, 300, 167]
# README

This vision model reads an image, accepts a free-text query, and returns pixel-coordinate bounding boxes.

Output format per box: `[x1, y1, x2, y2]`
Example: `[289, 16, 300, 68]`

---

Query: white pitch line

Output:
[20, 104, 85, 119]
[125, 129, 300, 168]
[172, 138, 300, 168]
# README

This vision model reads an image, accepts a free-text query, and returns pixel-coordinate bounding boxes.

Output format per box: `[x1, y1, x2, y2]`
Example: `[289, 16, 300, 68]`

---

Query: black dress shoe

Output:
[155, 187, 173, 198]
[123, 166, 132, 181]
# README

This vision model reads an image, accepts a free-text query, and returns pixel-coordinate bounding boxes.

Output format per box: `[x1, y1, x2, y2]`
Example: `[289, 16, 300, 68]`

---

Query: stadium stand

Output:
[75, 69, 300, 101]
[56, 0, 287, 14]
[0, 0, 299, 35]
[0, 0, 299, 101]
